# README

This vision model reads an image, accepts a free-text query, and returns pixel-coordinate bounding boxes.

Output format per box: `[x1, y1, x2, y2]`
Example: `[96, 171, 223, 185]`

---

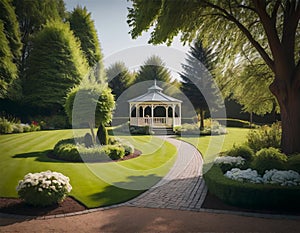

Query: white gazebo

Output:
[128, 81, 182, 129]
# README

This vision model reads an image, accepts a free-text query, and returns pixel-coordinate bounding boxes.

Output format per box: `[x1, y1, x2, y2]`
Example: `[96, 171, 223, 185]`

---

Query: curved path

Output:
[125, 136, 207, 210]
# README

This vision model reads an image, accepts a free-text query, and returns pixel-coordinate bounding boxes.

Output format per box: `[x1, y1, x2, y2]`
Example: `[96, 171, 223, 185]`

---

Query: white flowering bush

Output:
[214, 156, 245, 165]
[263, 169, 300, 186]
[16, 171, 72, 206]
[225, 168, 263, 184]
[225, 168, 300, 186]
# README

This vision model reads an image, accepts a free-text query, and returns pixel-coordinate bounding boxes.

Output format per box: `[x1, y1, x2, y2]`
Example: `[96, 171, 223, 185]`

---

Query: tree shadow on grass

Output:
[88, 174, 161, 207]
[12, 150, 69, 163]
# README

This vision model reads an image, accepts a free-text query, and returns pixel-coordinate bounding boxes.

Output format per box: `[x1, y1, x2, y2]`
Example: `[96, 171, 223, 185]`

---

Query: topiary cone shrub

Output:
[97, 123, 108, 145]
[16, 171, 72, 207]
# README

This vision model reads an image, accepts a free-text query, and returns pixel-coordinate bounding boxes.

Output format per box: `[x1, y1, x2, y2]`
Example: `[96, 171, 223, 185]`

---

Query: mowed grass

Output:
[180, 127, 250, 162]
[0, 130, 177, 208]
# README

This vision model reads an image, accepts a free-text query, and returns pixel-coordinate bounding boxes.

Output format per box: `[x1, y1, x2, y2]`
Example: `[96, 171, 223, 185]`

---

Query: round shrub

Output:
[251, 147, 287, 174]
[226, 145, 254, 161]
[16, 171, 72, 207]
[0, 117, 13, 134]
[121, 143, 134, 155]
[104, 145, 125, 160]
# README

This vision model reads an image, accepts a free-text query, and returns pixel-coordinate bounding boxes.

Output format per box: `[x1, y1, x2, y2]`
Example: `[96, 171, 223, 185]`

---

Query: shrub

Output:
[226, 144, 254, 161]
[130, 125, 152, 135]
[104, 145, 125, 160]
[251, 147, 287, 174]
[204, 165, 300, 209]
[23, 124, 31, 132]
[214, 156, 246, 173]
[287, 154, 300, 173]
[121, 143, 134, 155]
[97, 123, 108, 145]
[12, 124, 24, 133]
[0, 117, 13, 134]
[247, 123, 281, 152]
[16, 171, 72, 207]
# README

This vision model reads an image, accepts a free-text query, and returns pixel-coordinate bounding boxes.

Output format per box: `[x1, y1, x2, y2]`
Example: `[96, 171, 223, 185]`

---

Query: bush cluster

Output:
[129, 125, 153, 135]
[53, 137, 133, 162]
[0, 117, 40, 134]
[16, 171, 72, 207]
[174, 121, 227, 136]
[204, 165, 300, 209]
[251, 147, 287, 174]
[247, 123, 281, 152]
[226, 144, 254, 161]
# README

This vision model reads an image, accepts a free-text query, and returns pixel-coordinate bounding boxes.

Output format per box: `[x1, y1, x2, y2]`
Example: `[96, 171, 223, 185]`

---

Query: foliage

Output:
[226, 144, 254, 161]
[129, 125, 152, 135]
[13, 0, 65, 76]
[174, 122, 226, 136]
[16, 170, 72, 207]
[127, 0, 300, 154]
[97, 123, 108, 145]
[23, 20, 88, 111]
[287, 154, 300, 173]
[53, 138, 127, 162]
[65, 81, 115, 143]
[68, 6, 101, 67]
[135, 55, 172, 83]
[103, 145, 125, 160]
[0, 117, 13, 134]
[107, 61, 135, 99]
[204, 165, 300, 209]
[0, 21, 18, 99]
[251, 147, 287, 175]
[247, 123, 281, 152]
[180, 40, 222, 129]
[0, 0, 22, 62]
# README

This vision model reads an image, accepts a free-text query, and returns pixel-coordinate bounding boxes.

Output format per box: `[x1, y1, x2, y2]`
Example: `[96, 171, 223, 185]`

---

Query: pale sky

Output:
[64, 0, 190, 78]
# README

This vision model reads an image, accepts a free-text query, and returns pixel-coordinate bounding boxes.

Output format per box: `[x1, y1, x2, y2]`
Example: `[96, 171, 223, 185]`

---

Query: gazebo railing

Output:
[130, 117, 180, 127]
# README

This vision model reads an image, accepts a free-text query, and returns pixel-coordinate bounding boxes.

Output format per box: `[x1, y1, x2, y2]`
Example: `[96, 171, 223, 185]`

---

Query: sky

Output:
[64, 0, 190, 78]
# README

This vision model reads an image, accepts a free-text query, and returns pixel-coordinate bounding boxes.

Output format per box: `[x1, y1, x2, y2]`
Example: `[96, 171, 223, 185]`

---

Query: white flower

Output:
[214, 156, 245, 165]
[225, 168, 263, 183]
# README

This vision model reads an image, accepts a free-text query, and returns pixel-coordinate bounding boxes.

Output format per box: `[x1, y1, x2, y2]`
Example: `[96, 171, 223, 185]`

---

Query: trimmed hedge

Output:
[203, 164, 300, 209]
[53, 138, 131, 162]
[287, 154, 300, 173]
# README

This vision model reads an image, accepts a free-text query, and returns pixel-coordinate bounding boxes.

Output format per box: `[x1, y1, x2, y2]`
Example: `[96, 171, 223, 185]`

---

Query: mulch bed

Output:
[202, 191, 300, 216]
[0, 197, 87, 216]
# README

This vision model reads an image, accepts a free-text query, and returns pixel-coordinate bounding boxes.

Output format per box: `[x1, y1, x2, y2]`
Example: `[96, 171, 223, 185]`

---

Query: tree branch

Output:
[271, 0, 281, 25]
[202, 0, 275, 72]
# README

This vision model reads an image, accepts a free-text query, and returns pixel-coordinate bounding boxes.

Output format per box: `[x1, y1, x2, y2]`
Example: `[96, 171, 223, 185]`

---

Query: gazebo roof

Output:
[128, 80, 182, 103]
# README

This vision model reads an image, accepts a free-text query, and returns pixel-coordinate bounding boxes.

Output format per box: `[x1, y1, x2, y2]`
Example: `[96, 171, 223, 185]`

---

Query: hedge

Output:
[203, 164, 300, 209]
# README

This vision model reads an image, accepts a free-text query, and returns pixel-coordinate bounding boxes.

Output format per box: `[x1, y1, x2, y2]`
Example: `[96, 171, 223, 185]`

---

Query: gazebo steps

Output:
[152, 127, 175, 135]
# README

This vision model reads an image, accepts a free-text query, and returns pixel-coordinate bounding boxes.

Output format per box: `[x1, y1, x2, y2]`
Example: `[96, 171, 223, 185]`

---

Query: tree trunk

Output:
[270, 80, 300, 155]
[199, 109, 205, 131]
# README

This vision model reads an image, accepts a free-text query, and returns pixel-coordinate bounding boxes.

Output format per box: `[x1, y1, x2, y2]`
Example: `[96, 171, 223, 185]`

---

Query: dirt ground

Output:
[1, 206, 300, 233]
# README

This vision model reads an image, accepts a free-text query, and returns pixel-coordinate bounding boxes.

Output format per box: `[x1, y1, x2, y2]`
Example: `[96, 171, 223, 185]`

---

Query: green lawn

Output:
[180, 127, 250, 163]
[0, 130, 177, 208]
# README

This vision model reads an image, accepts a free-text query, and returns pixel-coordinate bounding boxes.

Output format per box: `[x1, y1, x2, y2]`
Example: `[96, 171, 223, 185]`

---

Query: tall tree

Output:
[107, 61, 135, 100]
[0, 21, 18, 98]
[68, 6, 101, 67]
[135, 55, 172, 83]
[0, 0, 22, 64]
[127, 0, 300, 154]
[23, 20, 88, 113]
[13, 0, 65, 75]
[65, 81, 115, 144]
[180, 40, 220, 130]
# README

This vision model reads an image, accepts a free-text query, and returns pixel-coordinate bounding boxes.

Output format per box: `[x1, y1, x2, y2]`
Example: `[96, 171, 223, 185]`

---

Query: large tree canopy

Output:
[23, 20, 88, 112]
[68, 6, 101, 67]
[0, 0, 22, 63]
[127, 0, 300, 154]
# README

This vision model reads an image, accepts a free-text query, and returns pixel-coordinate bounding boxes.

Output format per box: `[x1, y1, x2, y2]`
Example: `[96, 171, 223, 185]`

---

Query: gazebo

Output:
[128, 81, 182, 129]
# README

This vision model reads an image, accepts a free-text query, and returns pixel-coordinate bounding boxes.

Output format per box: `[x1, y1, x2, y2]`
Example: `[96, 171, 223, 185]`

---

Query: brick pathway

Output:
[126, 136, 208, 211]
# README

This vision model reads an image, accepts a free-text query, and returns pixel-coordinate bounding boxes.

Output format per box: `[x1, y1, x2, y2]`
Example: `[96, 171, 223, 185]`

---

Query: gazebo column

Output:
[179, 104, 181, 126]
[166, 106, 168, 126]
[172, 104, 175, 128]
[151, 104, 154, 127]
[136, 104, 139, 126]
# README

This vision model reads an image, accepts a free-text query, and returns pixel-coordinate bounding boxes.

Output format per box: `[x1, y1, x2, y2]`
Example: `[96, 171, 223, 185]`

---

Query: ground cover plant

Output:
[0, 129, 177, 208]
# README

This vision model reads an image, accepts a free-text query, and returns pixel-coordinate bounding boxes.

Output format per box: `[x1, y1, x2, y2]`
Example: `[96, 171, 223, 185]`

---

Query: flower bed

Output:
[203, 165, 300, 209]
[16, 171, 72, 207]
